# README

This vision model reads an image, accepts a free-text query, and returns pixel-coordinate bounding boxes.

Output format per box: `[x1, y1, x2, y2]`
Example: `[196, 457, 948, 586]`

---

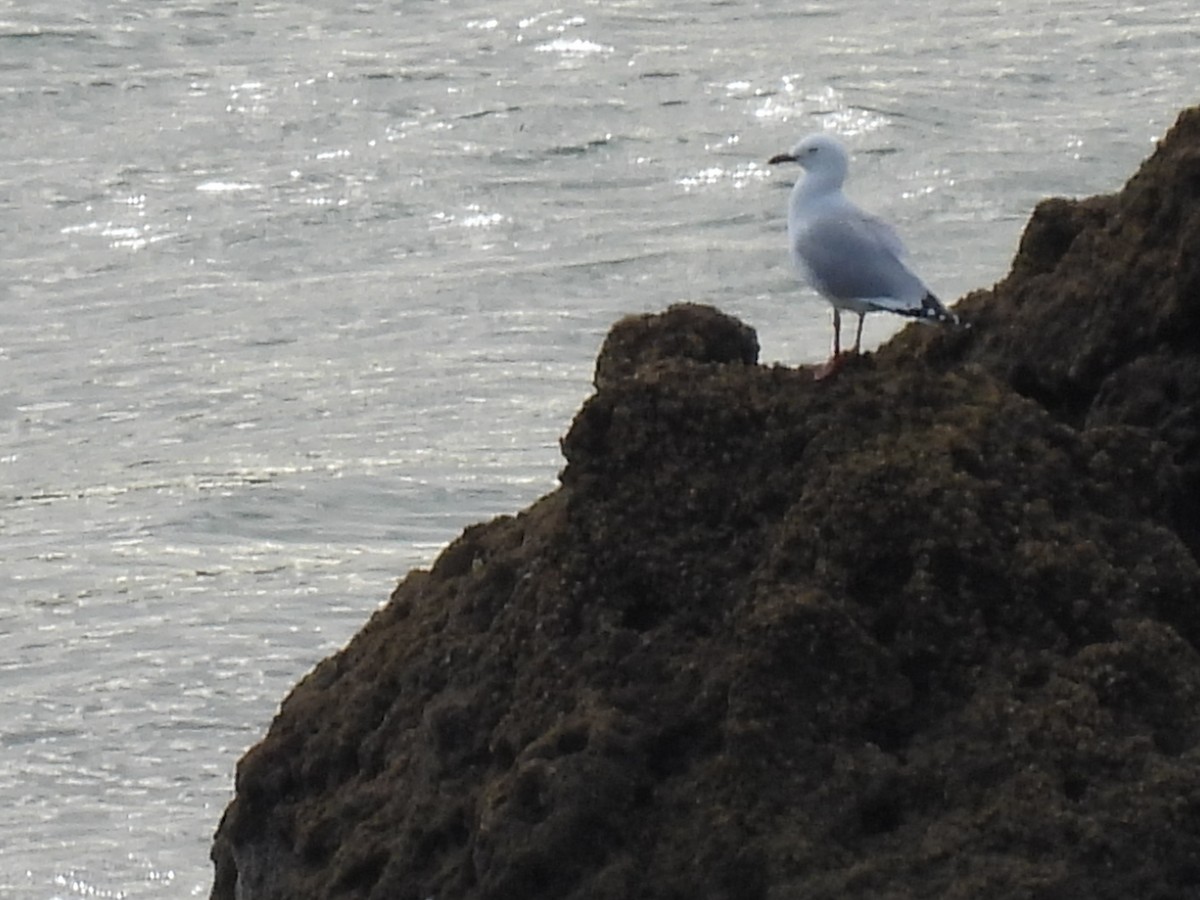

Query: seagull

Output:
[768, 133, 957, 377]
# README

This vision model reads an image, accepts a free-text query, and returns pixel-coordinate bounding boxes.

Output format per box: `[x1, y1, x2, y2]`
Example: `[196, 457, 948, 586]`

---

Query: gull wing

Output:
[792, 205, 926, 306]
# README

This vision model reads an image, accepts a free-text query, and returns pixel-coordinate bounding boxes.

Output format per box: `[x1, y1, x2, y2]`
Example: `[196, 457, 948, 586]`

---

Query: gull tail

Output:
[911, 291, 958, 326]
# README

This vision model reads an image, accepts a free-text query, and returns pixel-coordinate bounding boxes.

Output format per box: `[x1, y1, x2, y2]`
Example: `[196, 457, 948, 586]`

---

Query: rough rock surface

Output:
[211, 107, 1200, 900]
[884, 105, 1200, 551]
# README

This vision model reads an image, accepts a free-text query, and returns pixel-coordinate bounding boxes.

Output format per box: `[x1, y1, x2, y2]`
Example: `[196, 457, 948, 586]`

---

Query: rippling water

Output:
[2, 1, 1197, 895]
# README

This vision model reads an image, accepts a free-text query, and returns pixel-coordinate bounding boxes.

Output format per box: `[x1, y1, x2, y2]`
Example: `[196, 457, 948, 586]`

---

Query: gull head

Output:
[768, 133, 849, 186]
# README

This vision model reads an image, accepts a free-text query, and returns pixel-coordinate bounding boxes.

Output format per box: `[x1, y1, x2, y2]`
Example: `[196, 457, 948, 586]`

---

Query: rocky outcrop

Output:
[212, 107, 1200, 900]
[885, 105, 1200, 549]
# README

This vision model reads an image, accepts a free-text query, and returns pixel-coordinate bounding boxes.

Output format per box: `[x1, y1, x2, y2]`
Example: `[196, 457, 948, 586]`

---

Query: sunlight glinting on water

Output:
[3, 0, 1199, 894]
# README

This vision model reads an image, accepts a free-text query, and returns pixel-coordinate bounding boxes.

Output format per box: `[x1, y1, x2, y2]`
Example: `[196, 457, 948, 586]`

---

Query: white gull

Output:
[768, 133, 957, 376]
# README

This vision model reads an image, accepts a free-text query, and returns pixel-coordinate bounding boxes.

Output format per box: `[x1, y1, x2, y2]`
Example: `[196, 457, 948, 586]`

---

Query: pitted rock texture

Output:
[212, 106, 1200, 900]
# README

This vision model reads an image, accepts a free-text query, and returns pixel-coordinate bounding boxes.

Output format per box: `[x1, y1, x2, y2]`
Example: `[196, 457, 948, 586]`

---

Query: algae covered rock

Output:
[212, 106, 1200, 900]
[888, 105, 1200, 549]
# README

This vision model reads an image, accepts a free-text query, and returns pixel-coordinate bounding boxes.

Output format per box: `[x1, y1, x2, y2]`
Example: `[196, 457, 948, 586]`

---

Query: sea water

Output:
[2, 0, 1197, 895]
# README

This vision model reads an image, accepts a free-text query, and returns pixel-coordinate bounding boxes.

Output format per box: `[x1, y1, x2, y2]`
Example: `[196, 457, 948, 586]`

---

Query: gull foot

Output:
[812, 353, 848, 380]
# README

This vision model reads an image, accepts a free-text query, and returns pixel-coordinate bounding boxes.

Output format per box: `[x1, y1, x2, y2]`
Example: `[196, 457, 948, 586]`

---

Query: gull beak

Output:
[767, 152, 795, 165]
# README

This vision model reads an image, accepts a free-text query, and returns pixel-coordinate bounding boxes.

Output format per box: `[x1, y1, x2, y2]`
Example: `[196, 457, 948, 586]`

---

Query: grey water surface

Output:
[2, 0, 1197, 895]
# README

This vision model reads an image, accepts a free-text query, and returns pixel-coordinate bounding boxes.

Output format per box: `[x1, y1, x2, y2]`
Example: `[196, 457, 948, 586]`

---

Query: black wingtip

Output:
[920, 291, 959, 326]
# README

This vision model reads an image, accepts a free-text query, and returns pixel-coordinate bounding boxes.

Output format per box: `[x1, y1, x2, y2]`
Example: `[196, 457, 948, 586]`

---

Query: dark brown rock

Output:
[885, 105, 1200, 549]
[592, 302, 759, 390]
[212, 107, 1200, 900]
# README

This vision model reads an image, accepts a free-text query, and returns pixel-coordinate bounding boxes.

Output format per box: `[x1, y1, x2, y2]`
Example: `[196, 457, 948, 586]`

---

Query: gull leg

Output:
[814, 308, 844, 380]
[852, 312, 865, 354]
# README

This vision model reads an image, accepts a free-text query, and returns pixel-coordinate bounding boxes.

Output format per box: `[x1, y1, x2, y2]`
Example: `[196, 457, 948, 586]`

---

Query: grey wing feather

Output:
[860, 210, 908, 259]
[794, 210, 926, 305]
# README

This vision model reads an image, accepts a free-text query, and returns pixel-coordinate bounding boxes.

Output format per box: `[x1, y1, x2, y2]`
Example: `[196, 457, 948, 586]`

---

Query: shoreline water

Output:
[3, 2, 1199, 895]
